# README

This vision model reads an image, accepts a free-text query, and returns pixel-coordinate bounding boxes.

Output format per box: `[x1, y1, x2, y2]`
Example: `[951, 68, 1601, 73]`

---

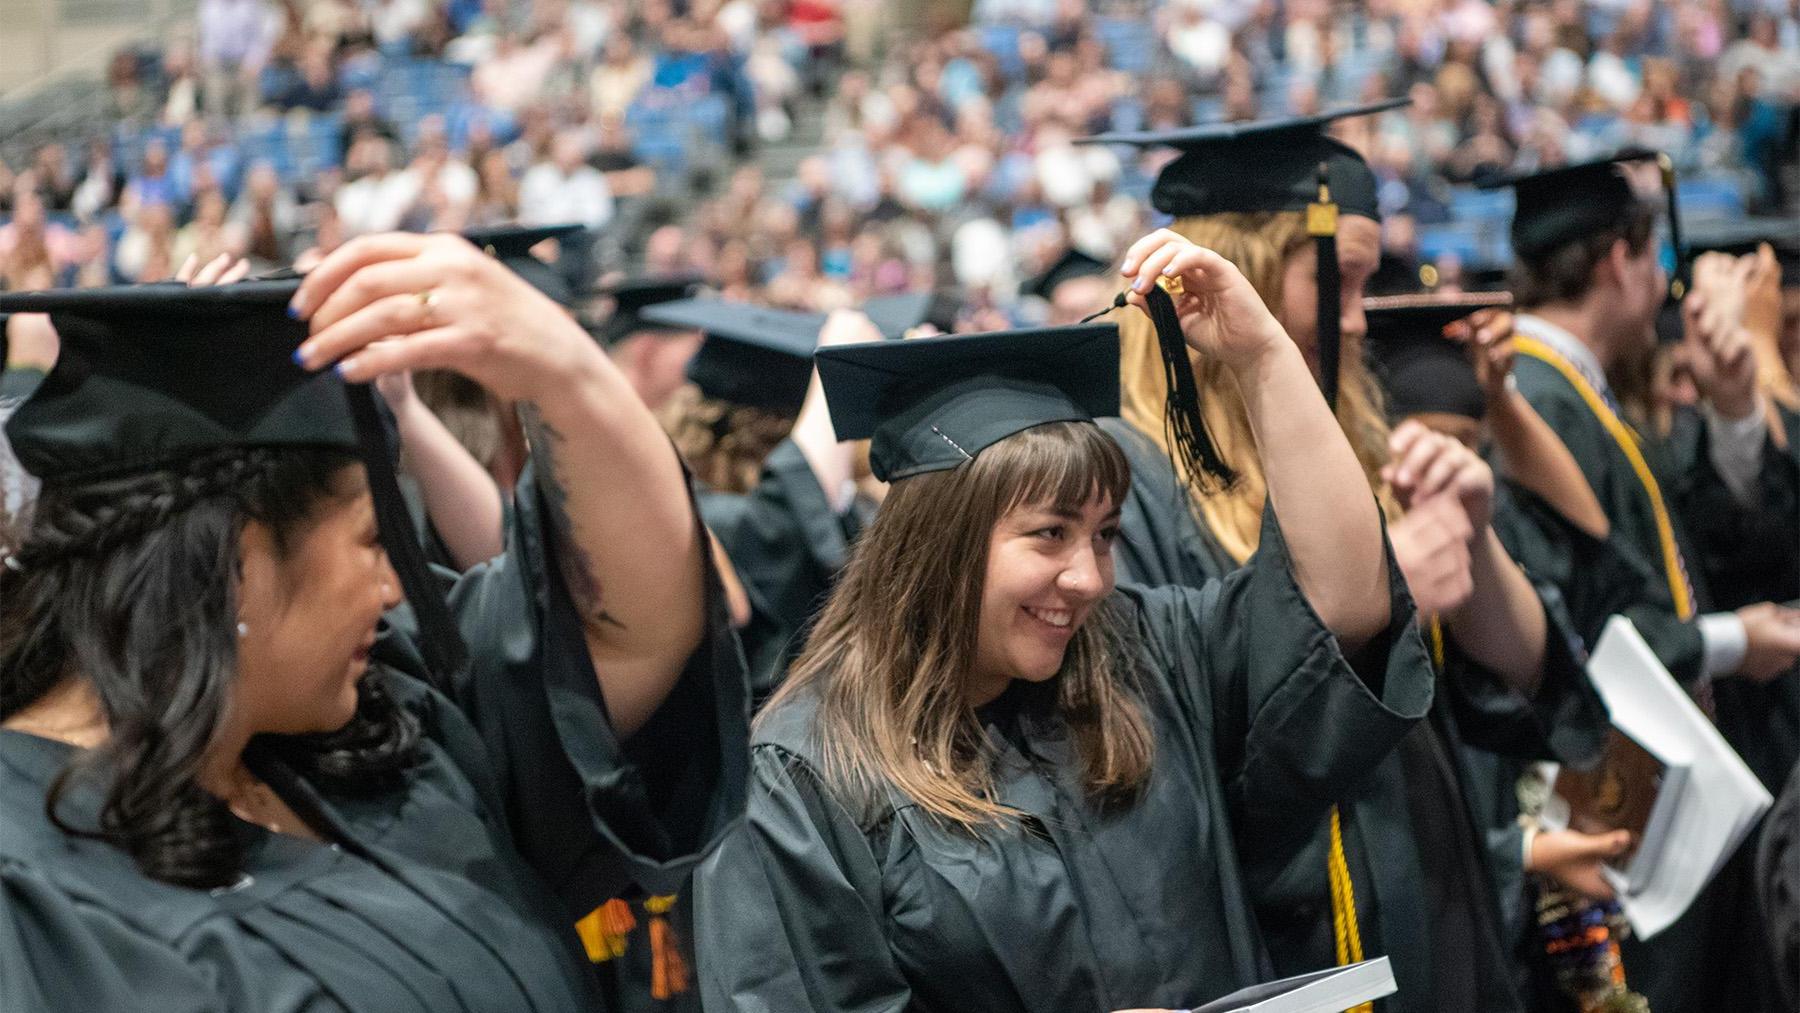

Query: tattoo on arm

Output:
[519, 402, 626, 631]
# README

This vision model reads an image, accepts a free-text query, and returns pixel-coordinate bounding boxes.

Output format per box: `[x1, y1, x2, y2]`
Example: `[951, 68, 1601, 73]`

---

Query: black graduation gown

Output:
[0, 468, 750, 1013]
[1509, 355, 1789, 1012]
[693, 508, 1435, 1013]
[1106, 419, 1605, 1013]
[697, 438, 866, 703]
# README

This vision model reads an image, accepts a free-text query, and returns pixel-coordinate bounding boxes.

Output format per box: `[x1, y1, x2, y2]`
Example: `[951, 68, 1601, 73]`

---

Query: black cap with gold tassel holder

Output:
[1309, 161, 1343, 411]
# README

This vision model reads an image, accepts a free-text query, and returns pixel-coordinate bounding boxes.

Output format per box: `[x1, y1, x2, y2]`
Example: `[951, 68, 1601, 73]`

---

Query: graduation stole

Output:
[574, 895, 691, 999]
[1512, 337, 1696, 620]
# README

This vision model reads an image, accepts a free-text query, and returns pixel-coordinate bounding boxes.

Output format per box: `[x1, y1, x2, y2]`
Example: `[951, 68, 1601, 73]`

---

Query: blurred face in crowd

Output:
[1277, 214, 1380, 372]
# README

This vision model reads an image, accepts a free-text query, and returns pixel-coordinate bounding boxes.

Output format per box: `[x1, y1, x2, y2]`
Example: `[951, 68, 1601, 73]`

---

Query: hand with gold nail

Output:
[286, 231, 608, 406]
[1116, 228, 1294, 372]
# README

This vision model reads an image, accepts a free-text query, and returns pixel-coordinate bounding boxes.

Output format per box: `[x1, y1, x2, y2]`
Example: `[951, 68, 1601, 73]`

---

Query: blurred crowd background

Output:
[0, 0, 1796, 315]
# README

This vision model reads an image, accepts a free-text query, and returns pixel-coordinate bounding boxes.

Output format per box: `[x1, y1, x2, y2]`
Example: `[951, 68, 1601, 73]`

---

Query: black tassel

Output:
[1309, 162, 1342, 412]
[1144, 284, 1236, 490]
[345, 382, 468, 687]
[1657, 152, 1688, 301]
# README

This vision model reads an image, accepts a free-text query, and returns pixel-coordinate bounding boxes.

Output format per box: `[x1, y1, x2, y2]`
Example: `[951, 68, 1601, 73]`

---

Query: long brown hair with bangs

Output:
[1118, 212, 1395, 564]
[767, 421, 1154, 831]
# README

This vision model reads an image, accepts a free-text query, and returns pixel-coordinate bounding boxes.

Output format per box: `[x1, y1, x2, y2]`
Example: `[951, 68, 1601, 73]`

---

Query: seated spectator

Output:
[0, 190, 76, 291]
[27, 144, 77, 213]
[113, 201, 179, 282]
[122, 139, 180, 215]
[519, 131, 613, 231]
[592, 112, 656, 199]
[470, 148, 520, 225]
[273, 40, 343, 112]
[589, 32, 652, 119]
[159, 42, 204, 126]
[473, 30, 564, 113]
[337, 88, 400, 157]
[334, 135, 414, 235]
[103, 49, 156, 123]
[230, 161, 300, 268]
[172, 189, 246, 269]
[197, 0, 279, 115]
[394, 117, 479, 228]
[168, 120, 241, 205]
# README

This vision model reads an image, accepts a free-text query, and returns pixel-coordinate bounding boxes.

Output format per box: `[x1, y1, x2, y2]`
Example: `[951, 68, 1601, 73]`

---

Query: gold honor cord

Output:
[1513, 337, 1695, 619]
[1327, 805, 1372, 1013]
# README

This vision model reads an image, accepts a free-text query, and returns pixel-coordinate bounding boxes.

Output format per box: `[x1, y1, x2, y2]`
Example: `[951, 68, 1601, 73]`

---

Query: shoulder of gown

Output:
[1098, 416, 1233, 588]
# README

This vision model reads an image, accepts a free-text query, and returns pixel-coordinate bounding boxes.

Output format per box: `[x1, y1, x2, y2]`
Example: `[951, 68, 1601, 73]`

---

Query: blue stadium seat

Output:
[1676, 177, 1744, 218]
[1416, 222, 1483, 264]
[977, 25, 1026, 81]
[1095, 18, 1155, 75]
[1447, 187, 1514, 225]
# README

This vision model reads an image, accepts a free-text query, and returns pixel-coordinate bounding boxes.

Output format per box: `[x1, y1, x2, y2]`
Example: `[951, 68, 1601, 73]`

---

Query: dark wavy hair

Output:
[0, 447, 420, 890]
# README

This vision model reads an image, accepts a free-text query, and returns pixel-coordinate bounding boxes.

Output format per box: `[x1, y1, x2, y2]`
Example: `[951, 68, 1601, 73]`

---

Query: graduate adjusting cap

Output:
[1020, 248, 1111, 301]
[1476, 150, 1661, 261]
[641, 298, 826, 413]
[816, 323, 1119, 482]
[862, 290, 963, 340]
[587, 274, 705, 345]
[0, 279, 467, 682]
[463, 222, 587, 305]
[1080, 98, 1407, 220]
[1364, 292, 1511, 422]
[1685, 216, 1800, 287]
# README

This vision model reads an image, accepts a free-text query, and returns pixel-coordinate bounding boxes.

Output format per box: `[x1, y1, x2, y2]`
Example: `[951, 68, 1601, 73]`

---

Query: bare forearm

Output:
[1234, 343, 1391, 648]
[522, 357, 706, 737]
[1447, 528, 1547, 695]
[791, 374, 855, 512]
[394, 398, 505, 569]
[1489, 389, 1609, 540]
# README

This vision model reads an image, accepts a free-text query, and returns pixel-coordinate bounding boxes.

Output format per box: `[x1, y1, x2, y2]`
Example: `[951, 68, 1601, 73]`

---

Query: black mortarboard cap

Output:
[462, 223, 586, 306]
[863, 290, 963, 339]
[1364, 292, 1511, 422]
[1080, 98, 1406, 220]
[0, 280, 466, 682]
[642, 298, 825, 413]
[588, 275, 705, 345]
[1020, 248, 1112, 301]
[1685, 217, 1800, 287]
[816, 324, 1119, 482]
[1477, 150, 1660, 261]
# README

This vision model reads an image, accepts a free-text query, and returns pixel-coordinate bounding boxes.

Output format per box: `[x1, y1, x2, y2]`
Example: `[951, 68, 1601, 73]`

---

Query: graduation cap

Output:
[587, 275, 705, 346]
[640, 298, 826, 414]
[0, 281, 466, 683]
[463, 223, 587, 306]
[1020, 248, 1112, 302]
[1477, 150, 1669, 269]
[1083, 98, 1408, 411]
[1363, 292, 1511, 422]
[1685, 216, 1800, 287]
[816, 324, 1119, 482]
[863, 290, 963, 340]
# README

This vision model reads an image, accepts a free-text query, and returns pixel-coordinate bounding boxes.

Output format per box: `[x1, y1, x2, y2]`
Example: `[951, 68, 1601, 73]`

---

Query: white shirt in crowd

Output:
[518, 163, 614, 232]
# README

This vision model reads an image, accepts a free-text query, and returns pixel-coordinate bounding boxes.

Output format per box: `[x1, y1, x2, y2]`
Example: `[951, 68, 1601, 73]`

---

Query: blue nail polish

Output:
[333, 361, 349, 379]
[291, 347, 307, 367]
[286, 304, 301, 320]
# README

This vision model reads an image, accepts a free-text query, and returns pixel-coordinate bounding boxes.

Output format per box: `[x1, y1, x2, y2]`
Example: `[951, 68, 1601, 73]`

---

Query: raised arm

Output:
[377, 370, 506, 570]
[290, 233, 705, 737]
[788, 309, 883, 513]
[1120, 230, 1390, 650]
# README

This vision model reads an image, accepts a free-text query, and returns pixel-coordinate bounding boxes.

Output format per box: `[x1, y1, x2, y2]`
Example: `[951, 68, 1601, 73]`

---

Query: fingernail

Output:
[1133, 278, 1148, 293]
[292, 346, 310, 367]
[1119, 259, 1135, 274]
[286, 303, 303, 320]
[1161, 264, 1177, 276]
[334, 359, 353, 380]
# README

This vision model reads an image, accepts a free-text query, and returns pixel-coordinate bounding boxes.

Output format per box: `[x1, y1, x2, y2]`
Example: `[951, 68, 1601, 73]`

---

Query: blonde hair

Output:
[1118, 212, 1394, 563]
[769, 422, 1153, 831]
[657, 383, 797, 494]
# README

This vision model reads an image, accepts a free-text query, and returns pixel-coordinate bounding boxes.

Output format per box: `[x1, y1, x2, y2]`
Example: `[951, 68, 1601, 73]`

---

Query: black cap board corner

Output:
[587, 274, 706, 345]
[1363, 291, 1511, 423]
[816, 323, 1119, 482]
[1021, 248, 1112, 302]
[460, 222, 586, 306]
[1685, 216, 1800, 287]
[641, 298, 826, 414]
[0, 280, 467, 683]
[862, 290, 964, 340]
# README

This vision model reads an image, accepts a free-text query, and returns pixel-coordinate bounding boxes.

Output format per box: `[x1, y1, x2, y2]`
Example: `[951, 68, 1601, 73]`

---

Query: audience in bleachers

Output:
[0, 0, 1795, 310]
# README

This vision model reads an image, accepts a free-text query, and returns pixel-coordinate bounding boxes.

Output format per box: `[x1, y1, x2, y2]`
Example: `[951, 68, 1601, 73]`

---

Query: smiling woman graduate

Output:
[692, 231, 1434, 1013]
[0, 232, 747, 1013]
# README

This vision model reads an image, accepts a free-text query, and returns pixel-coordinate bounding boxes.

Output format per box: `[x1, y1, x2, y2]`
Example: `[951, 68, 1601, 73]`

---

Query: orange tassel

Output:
[645, 894, 690, 999]
[575, 899, 637, 963]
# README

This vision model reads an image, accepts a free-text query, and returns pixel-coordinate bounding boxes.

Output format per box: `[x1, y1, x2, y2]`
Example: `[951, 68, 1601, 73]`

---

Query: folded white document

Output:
[1179, 956, 1397, 1013]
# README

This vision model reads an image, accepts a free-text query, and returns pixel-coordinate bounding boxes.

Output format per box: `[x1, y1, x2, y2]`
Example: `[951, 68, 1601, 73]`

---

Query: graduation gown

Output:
[693, 508, 1435, 1013]
[1509, 353, 1790, 1012]
[697, 438, 867, 703]
[0, 467, 750, 1013]
[1106, 419, 1605, 1013]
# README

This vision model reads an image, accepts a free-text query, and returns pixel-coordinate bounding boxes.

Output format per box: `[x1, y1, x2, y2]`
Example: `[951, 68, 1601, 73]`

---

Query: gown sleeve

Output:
[0, 858, 228, 1013]
[403, 459, 750, 911]
[692, 744, 913, 1013]
[1127, 503, 1435, 824]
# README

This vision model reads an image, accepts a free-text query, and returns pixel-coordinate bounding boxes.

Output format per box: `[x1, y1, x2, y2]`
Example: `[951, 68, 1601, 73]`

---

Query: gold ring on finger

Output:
[1156, 273, 1185, 296]
[416, 288, 439, 326]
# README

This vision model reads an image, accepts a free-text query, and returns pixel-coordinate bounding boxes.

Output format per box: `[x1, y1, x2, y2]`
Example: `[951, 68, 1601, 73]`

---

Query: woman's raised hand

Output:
[289, 232, 605, 404]
[1117, 228, 1291, 370]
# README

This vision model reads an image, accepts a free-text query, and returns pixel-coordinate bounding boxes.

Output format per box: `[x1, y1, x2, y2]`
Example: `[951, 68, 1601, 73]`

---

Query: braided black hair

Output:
[0, 447, 420, 889]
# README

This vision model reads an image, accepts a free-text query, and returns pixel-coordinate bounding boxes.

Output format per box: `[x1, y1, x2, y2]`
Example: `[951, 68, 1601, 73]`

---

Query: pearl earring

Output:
[236, 622, 250, 638]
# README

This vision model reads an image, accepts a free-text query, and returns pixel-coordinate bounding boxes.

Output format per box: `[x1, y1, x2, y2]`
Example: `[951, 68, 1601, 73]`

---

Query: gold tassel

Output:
[575, 899, 637, 963]
[1326, 805, 1374, 1013]
[645, 894, 691, 999]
